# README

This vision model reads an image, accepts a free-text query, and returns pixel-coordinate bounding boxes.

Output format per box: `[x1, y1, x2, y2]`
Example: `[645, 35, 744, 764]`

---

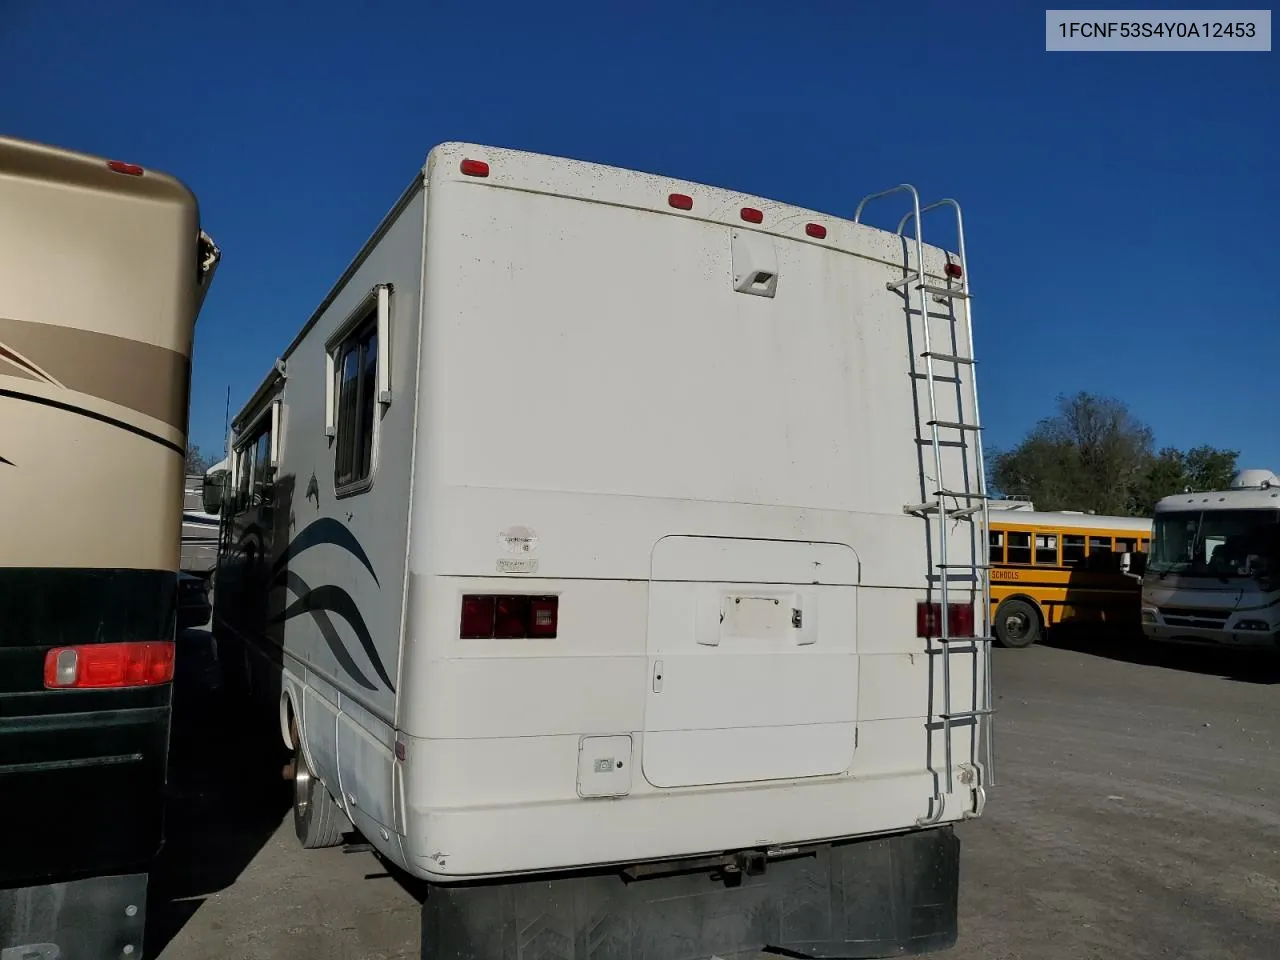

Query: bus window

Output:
[1088, 536, 1112, 555]
[988, 530, 1005, 564]
[1062, 534, 1086, 566]
[1035, 533, 1058, 565]
[1116, 537, 1137, 555]
[1007, 530, 1032, 564]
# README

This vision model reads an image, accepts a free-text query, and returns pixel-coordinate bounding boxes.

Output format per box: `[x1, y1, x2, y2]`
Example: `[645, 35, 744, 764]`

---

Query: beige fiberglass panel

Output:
[0, 399, 183, 569]
[0, 136, 203, 438]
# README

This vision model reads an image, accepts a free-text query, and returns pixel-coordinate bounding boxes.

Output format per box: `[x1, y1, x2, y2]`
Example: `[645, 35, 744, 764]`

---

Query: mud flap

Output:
[0, 872, 148, 960]
[422, 825, 959, 960]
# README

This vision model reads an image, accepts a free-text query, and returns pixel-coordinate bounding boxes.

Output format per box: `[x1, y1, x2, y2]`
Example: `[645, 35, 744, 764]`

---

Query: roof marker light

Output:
[107, 160, 144, 177]
[668, 193, 693, 210]
[944, 262, 964, 279]
[460, 159, 490, 177]
[740, 207, 763, 224]
[805, 223, 827, 239]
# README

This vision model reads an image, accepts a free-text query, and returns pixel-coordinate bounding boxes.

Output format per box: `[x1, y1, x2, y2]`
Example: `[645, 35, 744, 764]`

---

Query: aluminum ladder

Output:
[854, 185, 995, 823]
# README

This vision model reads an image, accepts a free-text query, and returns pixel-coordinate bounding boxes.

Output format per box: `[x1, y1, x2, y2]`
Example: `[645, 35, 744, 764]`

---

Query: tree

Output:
[1183, 445, 1238, 493]
[989, 391, 1238, 517]
[185, 444, 211, 475]
[989, 391, 1154, 515]
[1128, 444, 1239, 515]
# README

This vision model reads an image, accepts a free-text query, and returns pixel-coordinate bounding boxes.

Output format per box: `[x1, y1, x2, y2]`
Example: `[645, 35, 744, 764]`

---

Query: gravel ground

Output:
[150, 628, 1280, 960]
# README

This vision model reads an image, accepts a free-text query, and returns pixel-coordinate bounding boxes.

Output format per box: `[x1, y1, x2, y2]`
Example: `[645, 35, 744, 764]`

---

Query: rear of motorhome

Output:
[1142, 469, 1280, 649]
[0, 136, 219, 956]
[206, 142, 991, 958]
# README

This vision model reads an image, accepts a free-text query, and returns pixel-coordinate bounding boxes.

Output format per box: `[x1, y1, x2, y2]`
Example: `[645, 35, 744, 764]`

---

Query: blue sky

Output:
[2, 2, 1275, 469]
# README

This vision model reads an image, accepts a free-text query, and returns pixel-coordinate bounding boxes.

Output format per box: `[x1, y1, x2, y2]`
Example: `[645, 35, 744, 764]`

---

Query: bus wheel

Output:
[994, 598, 1041, 649]
[291, 736, 348, 850]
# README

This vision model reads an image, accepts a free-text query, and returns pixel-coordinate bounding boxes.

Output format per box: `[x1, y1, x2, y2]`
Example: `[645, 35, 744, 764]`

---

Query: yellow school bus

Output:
[987, 507, 1152, 648]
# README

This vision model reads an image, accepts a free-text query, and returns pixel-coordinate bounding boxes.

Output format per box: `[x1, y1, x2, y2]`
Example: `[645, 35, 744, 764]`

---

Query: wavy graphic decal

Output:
[271, 570, 378, 691]
[272, 516, 379, 586]
[271, 568, 395, 693]
[0, 341, 62, 386]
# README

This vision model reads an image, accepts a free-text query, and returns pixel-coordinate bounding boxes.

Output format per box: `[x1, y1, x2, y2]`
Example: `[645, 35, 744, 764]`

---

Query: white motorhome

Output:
[1142, 469, 1280, 649]
[204, 142, 993, 958]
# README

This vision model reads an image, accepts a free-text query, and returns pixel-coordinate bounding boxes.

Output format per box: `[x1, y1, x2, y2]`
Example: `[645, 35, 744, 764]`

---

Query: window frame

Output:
[988, 529, 1006, 565]
[231, 399, 279, 515]
[1034, 532, 1060, 566]
[325, 283, 392, 499]
[1006, 529, 1033, 565]
[1062, 533, 1087, 567]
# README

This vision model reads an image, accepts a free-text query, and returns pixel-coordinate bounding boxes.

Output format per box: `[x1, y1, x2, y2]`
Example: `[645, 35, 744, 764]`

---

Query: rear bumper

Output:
[423, 825, 960, 960]
[0, 871, 149, 958]
[1143, 622, 1279, 649]
[402, 764, 979, 882]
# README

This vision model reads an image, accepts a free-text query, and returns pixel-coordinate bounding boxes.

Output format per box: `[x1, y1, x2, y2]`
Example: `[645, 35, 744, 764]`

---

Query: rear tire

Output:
[292, 742, 348, 849]
[994, 598, 1041, 649]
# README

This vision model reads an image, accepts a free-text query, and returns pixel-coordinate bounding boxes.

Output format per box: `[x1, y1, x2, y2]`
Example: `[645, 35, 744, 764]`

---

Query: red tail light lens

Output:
[740, 207, 763, 224]
[529, 597, 559, 637]
[944, 262, 964, 279]
[917, 602, 940, 637]
[916, 602, 975, 638]
[805, 222, 827, 239]
[494, 595, 532, 638]
[460, 159, 490, 177]
[460, 595, 558, 639]
[948, 602, 975, 637]
[43, 642, 175, 689]
[668, 193, 693, 210]
[460, 595, 496, 638]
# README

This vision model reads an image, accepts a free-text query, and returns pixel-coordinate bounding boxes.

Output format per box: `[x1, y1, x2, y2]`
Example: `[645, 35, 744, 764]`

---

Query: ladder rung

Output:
[940, 710, 995, 721]
[937, 563, 990, 570]
[937, 635, 995, 644]
[921, 284, 970, 300]
[921, 351, 975, 365]
[903, 503, 980, 518]
[928, 420, 982, 431]
[935, 490, 990, 500]
[886, 272, 920, 291]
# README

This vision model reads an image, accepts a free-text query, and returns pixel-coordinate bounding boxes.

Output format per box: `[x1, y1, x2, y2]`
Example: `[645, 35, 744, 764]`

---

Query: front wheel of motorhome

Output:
[292, 742, 349, 850]
[994, 598, 1041, 648]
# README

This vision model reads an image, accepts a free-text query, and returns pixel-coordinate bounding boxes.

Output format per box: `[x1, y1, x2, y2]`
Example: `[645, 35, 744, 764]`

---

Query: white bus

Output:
[204, 142, 992, 958]
[1142, 469, 1280, 649]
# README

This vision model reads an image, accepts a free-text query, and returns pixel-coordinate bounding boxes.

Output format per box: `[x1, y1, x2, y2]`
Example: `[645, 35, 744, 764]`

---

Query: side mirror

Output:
[202, 470, 227, 515]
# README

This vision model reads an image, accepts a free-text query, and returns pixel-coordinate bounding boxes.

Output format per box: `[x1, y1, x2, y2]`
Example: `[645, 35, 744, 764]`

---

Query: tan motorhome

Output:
[0, 135, 219, 958]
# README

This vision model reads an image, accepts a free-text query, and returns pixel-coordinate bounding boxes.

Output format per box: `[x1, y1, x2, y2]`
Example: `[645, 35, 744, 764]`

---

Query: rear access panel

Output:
[642, 536, 860, 789]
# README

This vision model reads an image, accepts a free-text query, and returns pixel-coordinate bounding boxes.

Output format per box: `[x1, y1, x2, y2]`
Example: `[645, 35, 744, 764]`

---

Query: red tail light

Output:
[668, 193, 693, 210]
[916, 602, 975, 638]
[493, 596, 532, 638]
[460, 159, 489, 177]
[948, 602, 975, 637]
[805, 222, 827, 239]
[43, 642, 175, 689]
[740, 207, 763, 223]
[460, 595, 558, 639]
[944, 261, 964, 279]
[529, 597, 558, 638]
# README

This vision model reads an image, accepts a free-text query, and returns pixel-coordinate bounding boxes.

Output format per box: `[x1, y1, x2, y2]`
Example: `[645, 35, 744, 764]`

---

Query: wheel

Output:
[292, 736, 349, 849]
[993, 598, 1041, 649]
